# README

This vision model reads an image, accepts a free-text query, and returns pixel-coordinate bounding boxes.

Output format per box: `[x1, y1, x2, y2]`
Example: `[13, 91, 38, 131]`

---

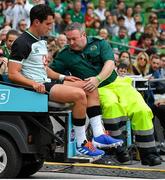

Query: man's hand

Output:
[154, 99, 165, 106]
[64, 75, 82, 82]
[32, 82, 46, 93]
[83, 77, 100, 92]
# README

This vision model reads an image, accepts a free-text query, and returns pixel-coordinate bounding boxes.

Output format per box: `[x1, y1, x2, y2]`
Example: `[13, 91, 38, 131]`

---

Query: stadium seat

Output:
[129, 40, 138, 55]
[160, 24, 165, 31]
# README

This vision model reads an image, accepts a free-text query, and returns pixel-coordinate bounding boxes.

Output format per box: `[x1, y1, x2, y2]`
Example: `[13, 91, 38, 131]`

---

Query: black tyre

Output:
[0, 135, 22, 178]
[17, 159, 44, 178]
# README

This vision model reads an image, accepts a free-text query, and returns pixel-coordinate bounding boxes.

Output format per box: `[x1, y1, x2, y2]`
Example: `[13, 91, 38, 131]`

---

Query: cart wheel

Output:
[0, 135, 22, 178]
[17, 159, 44, 178]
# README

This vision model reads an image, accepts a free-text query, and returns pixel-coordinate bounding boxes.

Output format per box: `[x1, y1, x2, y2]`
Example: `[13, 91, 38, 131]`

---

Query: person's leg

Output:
[98, 83, 128, 140]
[98, 82, 130, 162]
[86, 89, 123, 148]
[152, 105, 165, 129]
[64, 80, 105, 136]
[50, 84, 87, 146]
[115, 77, 161, 166]
[49, 84, 104, 156]
[125, 89, 161, 165]
[64, 80, 123, 148]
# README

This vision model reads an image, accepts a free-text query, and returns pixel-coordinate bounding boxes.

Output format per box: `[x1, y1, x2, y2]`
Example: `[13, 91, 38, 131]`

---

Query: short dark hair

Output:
[160, 53, 165, 59]
[119, 51, 131, 60]
[30, 4, 54, 24]
[6, 29, 20, 40]
[136, 21, 142, 26]
[5, 0, 14, 3]
[150, 54, 160, 61]
[117, 63, 128, 70]
[117, 16, 125, 21]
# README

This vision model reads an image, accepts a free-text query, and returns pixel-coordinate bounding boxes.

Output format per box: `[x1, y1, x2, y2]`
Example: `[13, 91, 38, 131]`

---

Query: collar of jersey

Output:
[26, 30, 39, 41]
[4, 43, 10, 55]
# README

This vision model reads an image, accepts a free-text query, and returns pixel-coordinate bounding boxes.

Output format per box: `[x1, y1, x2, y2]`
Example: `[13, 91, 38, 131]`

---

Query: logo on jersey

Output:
[90, 45, 97, 51]
[0, 89, 10, 104]
[34, 47, 39, 54]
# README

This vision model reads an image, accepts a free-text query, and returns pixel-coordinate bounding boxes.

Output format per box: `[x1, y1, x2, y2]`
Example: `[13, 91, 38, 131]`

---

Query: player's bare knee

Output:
[74, 90, 87, 105]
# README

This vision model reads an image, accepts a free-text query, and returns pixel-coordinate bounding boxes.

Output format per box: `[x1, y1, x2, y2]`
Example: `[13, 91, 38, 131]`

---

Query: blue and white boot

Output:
[92, 134, 123, 148]
[76, 140, 105, 157]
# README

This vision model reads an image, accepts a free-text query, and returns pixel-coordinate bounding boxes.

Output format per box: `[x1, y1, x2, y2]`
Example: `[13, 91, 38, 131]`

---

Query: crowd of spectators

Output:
[0, 0, 164, 57]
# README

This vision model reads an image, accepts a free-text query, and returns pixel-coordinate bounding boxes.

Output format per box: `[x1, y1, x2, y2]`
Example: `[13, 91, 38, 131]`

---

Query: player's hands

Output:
[32, 82, 46, 93]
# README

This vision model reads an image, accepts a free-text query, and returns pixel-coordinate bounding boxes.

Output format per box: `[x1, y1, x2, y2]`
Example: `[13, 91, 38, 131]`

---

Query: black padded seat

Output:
[48, 101, 73, 111]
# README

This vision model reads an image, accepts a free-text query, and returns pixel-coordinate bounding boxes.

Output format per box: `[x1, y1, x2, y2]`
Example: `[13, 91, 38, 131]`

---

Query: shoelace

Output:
[84, 141, 96, 152]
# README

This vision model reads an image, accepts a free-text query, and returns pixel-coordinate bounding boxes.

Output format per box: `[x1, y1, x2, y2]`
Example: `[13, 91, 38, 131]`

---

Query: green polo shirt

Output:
[50, 36, 117, 87]
[111, 36, 129, 52]
[1, 44, 10, 59]
[68, 9, 84, 24]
